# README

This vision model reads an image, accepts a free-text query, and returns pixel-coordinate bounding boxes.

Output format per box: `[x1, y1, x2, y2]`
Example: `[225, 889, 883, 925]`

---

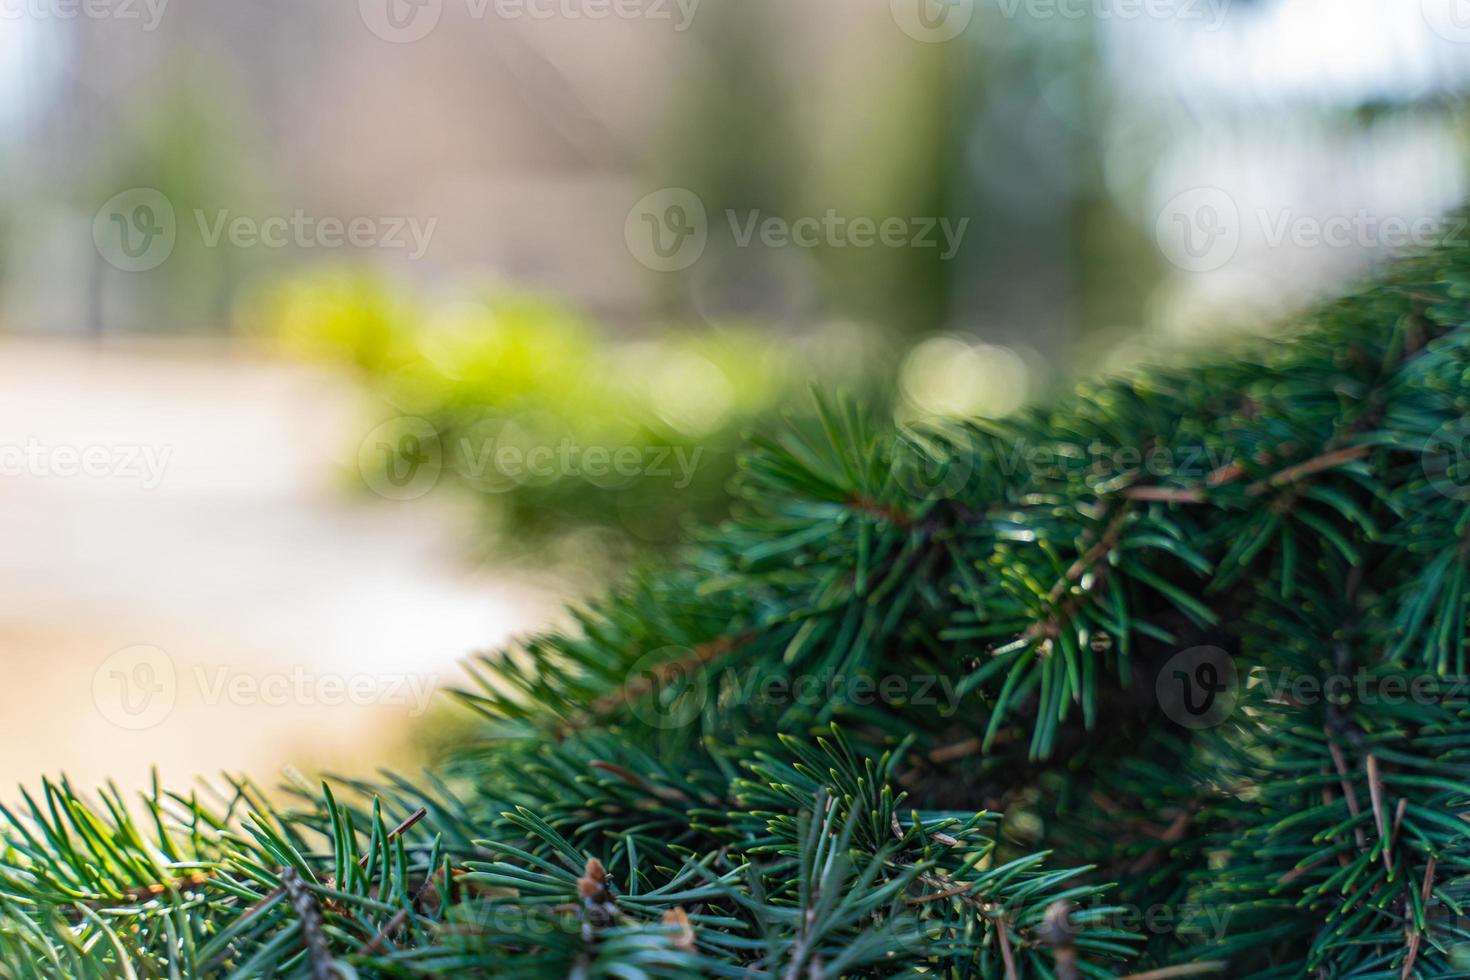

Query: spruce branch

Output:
[8, 229, 1470, 976]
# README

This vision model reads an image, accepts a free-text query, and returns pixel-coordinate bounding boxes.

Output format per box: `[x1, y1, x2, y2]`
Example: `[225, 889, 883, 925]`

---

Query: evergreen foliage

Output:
[6, 234, 1470, 976]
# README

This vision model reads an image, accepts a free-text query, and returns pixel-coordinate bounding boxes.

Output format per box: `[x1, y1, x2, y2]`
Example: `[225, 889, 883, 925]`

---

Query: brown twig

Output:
[1280, 854, 1333, 886]
[1365, 754, 1391, 874]
[1127, 806, 1196, 875]
[1401, 857, 1437, 979]
[93, 871, 215, 907]
[1327, 739, 1368, 852]
[1049, 507, 1132, 605]
[569, 632, 751, 731]
[927, 737, 983, 764]
[361, 906, 411, 957]
[280, 866, 332, 980]
[1116, 964, 1227, 980]
[848, 494, 914, 529]
[1038, 901, 1079, 980]
[1245, 445, 1370, 496]
[1021, 506, 1132, 642]
[908, 882, 974, 904]
[1122, 444, 1370, 504]
[1122, 486, 1207, 504]
[360, 865, 457, 956]
[995, 915, 1018, 980]
[890, 811, 959, 848]
[588, 759, 693, 803]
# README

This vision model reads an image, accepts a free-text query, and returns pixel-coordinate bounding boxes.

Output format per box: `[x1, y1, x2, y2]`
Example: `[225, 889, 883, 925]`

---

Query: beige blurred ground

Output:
[0, 339, 558, 794]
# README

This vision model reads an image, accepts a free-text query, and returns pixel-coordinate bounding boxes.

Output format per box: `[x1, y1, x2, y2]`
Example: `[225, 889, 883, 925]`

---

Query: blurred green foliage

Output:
[252, 270, 888, 561]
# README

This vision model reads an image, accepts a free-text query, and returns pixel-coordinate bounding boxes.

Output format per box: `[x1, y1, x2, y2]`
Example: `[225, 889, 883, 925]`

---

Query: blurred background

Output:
[1, 0, 1467, 790]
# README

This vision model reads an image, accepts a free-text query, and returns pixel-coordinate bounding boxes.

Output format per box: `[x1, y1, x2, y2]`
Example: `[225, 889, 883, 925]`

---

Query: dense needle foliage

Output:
[7, 234, 1470, 977]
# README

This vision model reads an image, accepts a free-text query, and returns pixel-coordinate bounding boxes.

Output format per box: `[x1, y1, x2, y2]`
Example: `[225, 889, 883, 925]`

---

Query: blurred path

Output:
[0, 339, 556, 794]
